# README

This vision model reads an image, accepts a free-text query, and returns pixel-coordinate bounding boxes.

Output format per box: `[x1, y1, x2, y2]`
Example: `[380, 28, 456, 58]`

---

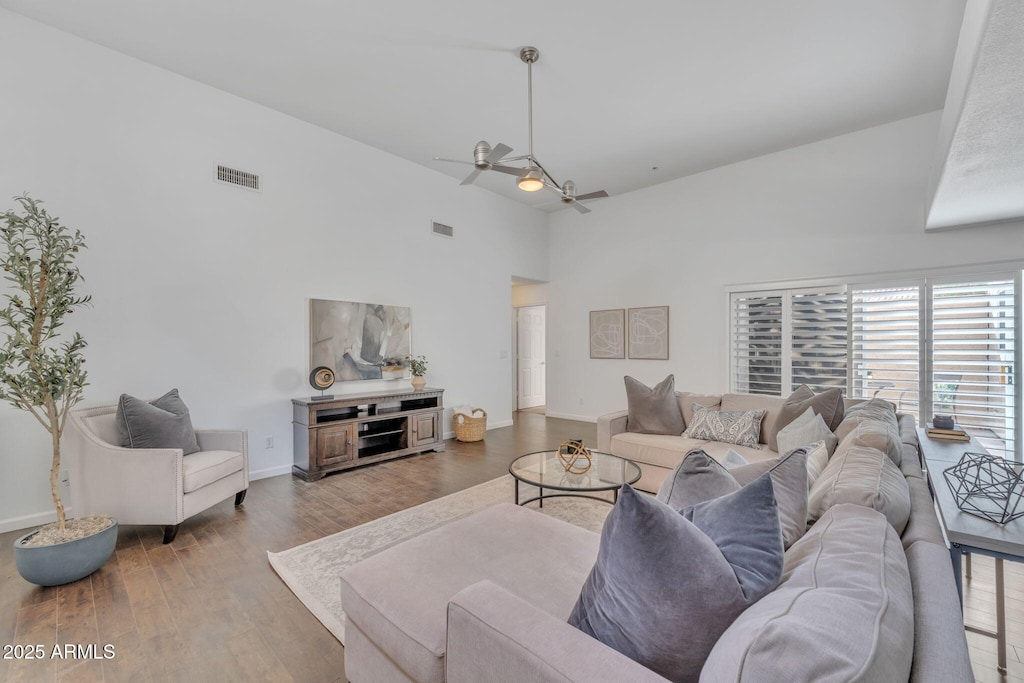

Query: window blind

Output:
[791, 288, 848, 394]
[731, 293, 783, 395]
[931, 279, 1016, 459]
[850, 285, 922, 414]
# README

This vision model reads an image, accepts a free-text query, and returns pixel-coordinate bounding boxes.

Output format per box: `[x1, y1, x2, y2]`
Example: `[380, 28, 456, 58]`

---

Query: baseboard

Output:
[249, 464, 293, 481]
[543, 412, 597, 423]
[0, 509, 63, 535]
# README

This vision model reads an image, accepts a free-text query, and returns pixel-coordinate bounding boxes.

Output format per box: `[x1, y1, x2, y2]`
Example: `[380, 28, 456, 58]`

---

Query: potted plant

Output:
[0, 195, 116, 586]
[407, 354, 428, 391]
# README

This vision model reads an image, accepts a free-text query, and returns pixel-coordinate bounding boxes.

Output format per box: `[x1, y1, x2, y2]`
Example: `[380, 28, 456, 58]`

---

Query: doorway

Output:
[515, 305, 546, 411]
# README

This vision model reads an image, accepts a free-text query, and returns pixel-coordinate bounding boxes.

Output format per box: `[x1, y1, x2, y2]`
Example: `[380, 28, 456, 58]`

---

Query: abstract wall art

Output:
[628, 306, 669, 360]
[310, 299, 412, 382]
[590, 309, 625, 359]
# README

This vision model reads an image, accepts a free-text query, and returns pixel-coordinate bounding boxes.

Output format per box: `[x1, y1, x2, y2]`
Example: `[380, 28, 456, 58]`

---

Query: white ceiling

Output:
[1, 1, 969, 212]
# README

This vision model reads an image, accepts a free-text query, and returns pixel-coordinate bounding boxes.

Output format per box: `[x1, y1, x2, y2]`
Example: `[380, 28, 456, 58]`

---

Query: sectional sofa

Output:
[338, 390, 974, 682]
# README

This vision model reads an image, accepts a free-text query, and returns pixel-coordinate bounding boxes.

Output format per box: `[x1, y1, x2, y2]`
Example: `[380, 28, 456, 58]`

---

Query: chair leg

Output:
[235, 489, 247, 506]
[162, 524, 180, 544]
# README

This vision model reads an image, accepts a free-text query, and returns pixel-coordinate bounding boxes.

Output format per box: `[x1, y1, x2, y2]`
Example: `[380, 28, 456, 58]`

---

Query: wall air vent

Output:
[215, 164, 261, 192]
[431, 221, 454, 238]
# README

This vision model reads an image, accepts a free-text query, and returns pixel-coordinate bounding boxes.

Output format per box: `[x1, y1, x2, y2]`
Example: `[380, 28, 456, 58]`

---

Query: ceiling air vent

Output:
[215, 164, 261, 192]
[431, 221, 454, 238]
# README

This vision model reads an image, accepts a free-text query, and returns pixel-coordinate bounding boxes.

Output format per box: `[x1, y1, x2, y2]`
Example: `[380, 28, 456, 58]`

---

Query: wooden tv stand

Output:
[292, 387, 445, 482]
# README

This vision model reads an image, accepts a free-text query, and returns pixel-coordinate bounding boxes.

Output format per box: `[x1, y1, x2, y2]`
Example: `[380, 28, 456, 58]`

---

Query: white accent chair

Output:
[65, 403, 249, 543]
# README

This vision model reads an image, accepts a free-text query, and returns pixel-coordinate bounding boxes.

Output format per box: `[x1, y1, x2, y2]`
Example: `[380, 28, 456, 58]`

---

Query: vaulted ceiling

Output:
[5, 0, 1004, 220]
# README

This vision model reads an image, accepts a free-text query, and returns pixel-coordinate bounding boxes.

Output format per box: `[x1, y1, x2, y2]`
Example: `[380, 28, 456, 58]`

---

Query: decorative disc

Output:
[310, 366, 336, 390]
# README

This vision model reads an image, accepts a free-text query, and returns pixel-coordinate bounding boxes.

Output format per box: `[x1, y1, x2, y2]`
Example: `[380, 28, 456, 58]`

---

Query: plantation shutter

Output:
[731, 292, 783, 395]
[931, 278, 1016, 460]
[850, 285, 922, 413]
[790, 288, 848, 394]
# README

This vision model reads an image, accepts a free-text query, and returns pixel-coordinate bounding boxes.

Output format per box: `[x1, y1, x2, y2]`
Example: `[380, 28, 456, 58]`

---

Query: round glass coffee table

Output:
[508, 450, 642, 507]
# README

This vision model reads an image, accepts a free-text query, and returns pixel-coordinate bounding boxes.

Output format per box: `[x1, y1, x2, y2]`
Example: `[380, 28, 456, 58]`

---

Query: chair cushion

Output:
[116, 388, 201, 454]
[836, 414, 903, 466]
[610, 433, 712, 470]
[624, 374, 685, 435]
[721, 393, 788, 446]
[702, 504, 913, 683]
[569, 481, 782, 683]
[182, 450, 244, 493]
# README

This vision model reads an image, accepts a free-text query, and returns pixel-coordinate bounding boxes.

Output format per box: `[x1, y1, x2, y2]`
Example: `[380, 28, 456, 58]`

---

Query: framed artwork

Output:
[590, 309, 625, 359]
[310, 299, 412, 381]
[628, 306, 669, 360]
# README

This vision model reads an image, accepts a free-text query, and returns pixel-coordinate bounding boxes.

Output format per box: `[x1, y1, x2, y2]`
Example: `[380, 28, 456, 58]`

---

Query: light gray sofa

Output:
[597, 391, 788, 493]
[339, 400, 973, 683]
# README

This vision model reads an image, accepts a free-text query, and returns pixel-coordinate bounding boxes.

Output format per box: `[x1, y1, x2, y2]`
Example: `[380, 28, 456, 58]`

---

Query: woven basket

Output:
[453, 409, 487, 442]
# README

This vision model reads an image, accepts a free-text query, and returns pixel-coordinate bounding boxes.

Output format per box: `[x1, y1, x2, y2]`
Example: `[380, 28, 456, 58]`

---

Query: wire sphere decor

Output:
[557, 439, 593, 474]
[943, 451, 1024, 525]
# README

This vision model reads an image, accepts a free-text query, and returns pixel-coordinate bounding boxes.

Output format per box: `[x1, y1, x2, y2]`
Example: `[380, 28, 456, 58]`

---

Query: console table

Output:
[918, 427, 1022, 674]
[292, 387, 445, 481]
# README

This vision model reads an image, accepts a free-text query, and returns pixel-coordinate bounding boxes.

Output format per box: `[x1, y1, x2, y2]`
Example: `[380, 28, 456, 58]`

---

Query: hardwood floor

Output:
[0, 412, 1012, 682]
[0, 412, 593, 683]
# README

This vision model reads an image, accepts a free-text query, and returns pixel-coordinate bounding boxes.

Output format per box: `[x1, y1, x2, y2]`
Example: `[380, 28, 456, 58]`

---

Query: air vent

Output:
[215, 164, 261, 192]
[431, 221, 454, 238]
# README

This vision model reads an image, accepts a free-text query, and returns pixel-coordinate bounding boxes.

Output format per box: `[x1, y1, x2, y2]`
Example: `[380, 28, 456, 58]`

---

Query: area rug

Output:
[267, 474, 610, 644]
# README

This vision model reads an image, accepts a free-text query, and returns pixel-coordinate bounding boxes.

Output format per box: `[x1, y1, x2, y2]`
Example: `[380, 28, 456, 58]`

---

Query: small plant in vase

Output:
[0, 194, 116, 586]
[407, 354, 428, 390]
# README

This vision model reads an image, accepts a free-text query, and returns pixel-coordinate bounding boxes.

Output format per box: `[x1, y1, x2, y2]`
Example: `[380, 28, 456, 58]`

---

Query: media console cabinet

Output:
[292, 387, 445, 481]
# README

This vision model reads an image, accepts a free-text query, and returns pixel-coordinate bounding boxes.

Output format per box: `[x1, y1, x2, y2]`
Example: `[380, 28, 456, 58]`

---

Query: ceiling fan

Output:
[435, 46, 609, 214]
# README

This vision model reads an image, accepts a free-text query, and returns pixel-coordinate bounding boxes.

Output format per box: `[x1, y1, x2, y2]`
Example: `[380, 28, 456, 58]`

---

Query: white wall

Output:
[0, 11, 549, 531]
[545, 111, 1024, 422]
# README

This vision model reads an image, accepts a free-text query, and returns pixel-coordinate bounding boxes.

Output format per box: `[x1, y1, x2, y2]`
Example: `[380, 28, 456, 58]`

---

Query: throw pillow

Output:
[731, 448, 809, 549]
[569, 480, 783, 683]
[624, 374, 685, 435]
[769, 385, 844, 452]
[656, 449, 739, 509]
[116, 388, 201, 454]
[659, 448, 809, 549]
[684, 403, 765, 448]
[804, 439, 830, 488]
[776, 406, 839, 457]
[722, 449, 749, 469]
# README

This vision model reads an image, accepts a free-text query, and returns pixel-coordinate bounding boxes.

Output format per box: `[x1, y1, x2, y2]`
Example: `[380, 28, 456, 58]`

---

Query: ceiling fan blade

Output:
[486, 142, 513, 163]
[574, 190, 609, 201]
[460, 168, 483, 186]
[434, 157, 475, 166]
[489, 164, 527, 177]
[570, 200, 592, 214]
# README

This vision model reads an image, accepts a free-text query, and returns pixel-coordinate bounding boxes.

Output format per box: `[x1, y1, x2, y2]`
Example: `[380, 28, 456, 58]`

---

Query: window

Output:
[730, 270, 1022, 462]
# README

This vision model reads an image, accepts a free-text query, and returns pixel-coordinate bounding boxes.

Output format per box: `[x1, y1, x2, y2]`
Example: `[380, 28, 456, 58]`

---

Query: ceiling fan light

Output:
[518, 168, 545, 192]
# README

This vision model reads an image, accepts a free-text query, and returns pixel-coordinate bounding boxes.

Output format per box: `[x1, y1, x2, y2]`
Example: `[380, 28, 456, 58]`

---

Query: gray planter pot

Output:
[13, 520, 118, 586]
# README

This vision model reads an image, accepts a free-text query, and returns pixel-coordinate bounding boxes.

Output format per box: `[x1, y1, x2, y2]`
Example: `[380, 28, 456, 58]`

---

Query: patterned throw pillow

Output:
[685, 403, 766, 448]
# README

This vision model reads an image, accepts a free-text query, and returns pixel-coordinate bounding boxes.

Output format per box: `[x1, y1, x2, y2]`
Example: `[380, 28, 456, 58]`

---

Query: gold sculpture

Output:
[557, 439, 592, 474]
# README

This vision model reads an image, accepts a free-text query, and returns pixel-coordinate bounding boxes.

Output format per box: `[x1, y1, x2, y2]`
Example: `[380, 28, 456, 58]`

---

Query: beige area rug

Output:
[267, 474, 610, 644]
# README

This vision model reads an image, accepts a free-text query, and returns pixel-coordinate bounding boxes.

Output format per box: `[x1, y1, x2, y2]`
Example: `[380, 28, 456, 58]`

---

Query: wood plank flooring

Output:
[0, 412, 592, 683]
[0, 412, 1012, 682]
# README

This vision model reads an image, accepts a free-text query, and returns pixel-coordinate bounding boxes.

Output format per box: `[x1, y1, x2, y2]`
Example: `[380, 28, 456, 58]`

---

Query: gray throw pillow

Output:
[658, 448, 809, 550]
[569, 480, 783, 683]
[116, 388, 201, 454]
[770, 385, 845, 452]
[656, 449, 740, 509]
[624, 374, 685, 435]
[776, 406, 838, 457]
[684, 403, 765, 448]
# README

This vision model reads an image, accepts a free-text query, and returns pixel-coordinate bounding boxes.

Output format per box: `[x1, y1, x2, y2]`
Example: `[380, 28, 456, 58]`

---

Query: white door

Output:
[517, 305, 546, 409]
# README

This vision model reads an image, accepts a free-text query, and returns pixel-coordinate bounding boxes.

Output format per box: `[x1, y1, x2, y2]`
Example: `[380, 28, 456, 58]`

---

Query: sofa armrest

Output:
[597, 410, 629, 452]
[905, 541, 975, 682]
[446, 580, 669, 683]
